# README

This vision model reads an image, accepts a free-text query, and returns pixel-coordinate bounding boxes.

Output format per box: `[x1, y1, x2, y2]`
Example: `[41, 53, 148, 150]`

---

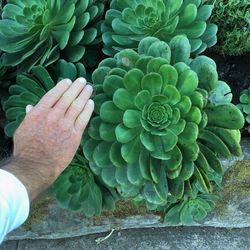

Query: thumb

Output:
[26, 105, 34, 114]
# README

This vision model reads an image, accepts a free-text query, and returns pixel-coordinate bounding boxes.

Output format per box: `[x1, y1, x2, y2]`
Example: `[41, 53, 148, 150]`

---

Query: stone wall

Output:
[5, 139, 250, 241]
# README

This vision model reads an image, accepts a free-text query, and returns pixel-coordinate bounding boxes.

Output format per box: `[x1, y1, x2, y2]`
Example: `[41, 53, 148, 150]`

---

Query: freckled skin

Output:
[3, 78, 94, 202]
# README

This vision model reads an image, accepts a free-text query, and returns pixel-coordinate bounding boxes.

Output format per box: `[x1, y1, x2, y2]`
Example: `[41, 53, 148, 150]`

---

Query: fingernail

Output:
[64, 79, 72, 85]
[26, 105, 33, 113]
[87, 99, 94, 106]
[85, 84, 93, 92]
[78, 77, 86, 84]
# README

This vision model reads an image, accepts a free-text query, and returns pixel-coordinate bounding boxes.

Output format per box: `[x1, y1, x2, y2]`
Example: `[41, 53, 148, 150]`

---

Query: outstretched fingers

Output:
[31, 77, 94, 135]
[52, 77, 87, 118]
[64, 84, 93, 123]
[36, 79, 72, 111]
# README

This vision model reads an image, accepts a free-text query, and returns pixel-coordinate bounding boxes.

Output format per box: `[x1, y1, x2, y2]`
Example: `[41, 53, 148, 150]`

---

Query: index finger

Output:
[36, 79, 72, 111]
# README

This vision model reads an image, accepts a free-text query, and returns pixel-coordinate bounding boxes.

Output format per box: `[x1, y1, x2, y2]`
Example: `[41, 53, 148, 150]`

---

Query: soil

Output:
[205, 51, 250, 105]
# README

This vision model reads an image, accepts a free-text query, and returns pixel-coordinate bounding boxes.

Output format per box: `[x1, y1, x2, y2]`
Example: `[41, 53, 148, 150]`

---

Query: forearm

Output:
[1, 157, 52, 202]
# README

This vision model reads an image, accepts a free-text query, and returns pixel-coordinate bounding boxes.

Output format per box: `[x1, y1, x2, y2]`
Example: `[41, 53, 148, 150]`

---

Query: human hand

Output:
[4, 78, 94, 201]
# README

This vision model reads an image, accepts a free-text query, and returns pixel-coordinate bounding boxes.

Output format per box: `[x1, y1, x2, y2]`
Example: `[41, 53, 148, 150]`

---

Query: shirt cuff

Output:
[0, 169, 30, 240]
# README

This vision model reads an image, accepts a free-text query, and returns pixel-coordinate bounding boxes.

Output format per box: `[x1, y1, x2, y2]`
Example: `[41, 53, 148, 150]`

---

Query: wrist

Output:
[2, 156, 53, 201]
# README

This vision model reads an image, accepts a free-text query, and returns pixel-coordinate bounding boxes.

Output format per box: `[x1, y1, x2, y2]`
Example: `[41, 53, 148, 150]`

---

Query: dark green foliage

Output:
[0, 0, 244, 224]
[0, 62, 16, 101]
[3, 60, 86, 137]
[164, 194, 218, 224]
[209, 0, 250, 55]
[49, 148, 117, 217]
[238, 87, 250, 124]
[102, 0, 217, 56]
[82, 36, 243, 224]
[0, 0, 105, 71]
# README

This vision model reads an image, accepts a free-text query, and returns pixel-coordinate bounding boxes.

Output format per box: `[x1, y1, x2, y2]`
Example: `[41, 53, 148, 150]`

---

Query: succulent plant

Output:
[0, 0, 105, 71]
[3, 59, 118, 215]
[49, 146, 117, 216]
[208, 0, 250, 55]
[164, 193, 218, 224]
[102, 0, 217, 56]
[3, 59, 86, 137]
[237, 87, 250, 124]
[83, 36, 244, 223]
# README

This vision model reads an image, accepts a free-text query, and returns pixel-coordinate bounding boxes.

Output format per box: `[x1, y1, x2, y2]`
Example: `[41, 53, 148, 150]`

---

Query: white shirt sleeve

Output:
[0, 169, 30, 244]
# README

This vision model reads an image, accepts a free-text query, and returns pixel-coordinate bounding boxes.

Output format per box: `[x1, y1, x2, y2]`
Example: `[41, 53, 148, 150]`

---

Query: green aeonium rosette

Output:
[82, 35, 244, 224]
[49, 146, 118, 217]
[237, 87, 250, 124]
[102, 0, 217, 56]
[0, 0, 105, 71]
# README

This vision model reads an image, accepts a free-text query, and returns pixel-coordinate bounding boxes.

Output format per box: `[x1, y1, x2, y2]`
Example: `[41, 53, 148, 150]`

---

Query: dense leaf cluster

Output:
[0, 0, 246, 223]
[49, 148, 117, 216]
[102, 0, 217, 56]
[209, 0, 250, 55]
[83, 36, 243, 223]
[238, 87, 250, 124]
[0, 0, 105, 71]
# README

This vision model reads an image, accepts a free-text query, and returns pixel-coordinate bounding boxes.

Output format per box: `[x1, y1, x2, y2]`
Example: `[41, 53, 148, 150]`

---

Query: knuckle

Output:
[79, 113, 87, 122]
[14, 126, 22, 136]
[47, 92, 59, 99]
[39, 94, 55, 106]
[62, 126, 72, 135]
[61, 92, 72, 104]
[79, 122, 87, 132]
[62, 120, 72, 130]
[47, 113, 58, 125]
[60, 126, 69, 134]
[78, 115, 88, 127]
[71, 100, 83, 112]
[25, 110, 39, 121]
